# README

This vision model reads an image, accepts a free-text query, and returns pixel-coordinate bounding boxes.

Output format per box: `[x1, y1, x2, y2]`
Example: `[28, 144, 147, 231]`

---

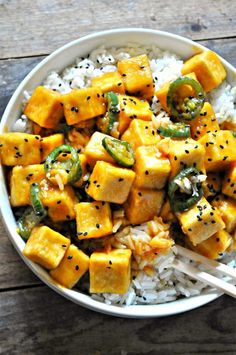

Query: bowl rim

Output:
[0, 27, 233, 318]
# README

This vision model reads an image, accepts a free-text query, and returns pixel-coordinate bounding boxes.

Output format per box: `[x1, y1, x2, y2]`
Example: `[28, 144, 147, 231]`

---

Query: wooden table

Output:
[1, 1, 236, 353]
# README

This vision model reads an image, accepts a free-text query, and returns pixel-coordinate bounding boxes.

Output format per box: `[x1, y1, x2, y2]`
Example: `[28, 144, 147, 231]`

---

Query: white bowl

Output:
[1, 28, 235, 318]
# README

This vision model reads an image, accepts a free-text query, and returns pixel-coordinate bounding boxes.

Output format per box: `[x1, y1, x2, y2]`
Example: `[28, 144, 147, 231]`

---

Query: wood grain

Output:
[1, 0, 235, 59]
[0, 286, 236, 354]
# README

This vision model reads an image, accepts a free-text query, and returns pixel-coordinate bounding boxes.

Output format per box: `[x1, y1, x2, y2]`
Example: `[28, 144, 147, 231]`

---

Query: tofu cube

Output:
[177, 196, 225, 245]
[121, 119, 160, 151]
[41, 133, 64, 161]
[182, 50, 226, 92]
[156, 72, 197, 112]
[117, 95, 152, 134]
[159, 138, 205, 179]
[0, 133, 41, 166]
[75, 201, 113, 239]
[118, 54, 154, 100]
[203, 172, 222, 198]
[50, 244, 89, 288]
[40, 179, 77, 222]
[125, 187, 165, 225]
[84, 132, 115, 164]
[23, 226, 70, 269]
[61, 87, 106, 125]
[193, 230, 232, 260]
[90, 249, 132, 294]
[24, 86, 64, 129]
[86, 161, 135, 204]
[10, 164, 46, 206]
[222, 163, 236, 199]
[190, 102, 220, 140]
[91, 71, 125, 94]
[198, 130, 236, 171]
[134, 145, 170, 189]
[212, 195, 236, 233]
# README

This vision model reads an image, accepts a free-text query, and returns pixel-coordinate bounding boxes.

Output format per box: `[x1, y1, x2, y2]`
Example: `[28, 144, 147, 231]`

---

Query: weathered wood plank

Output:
[0, 0, 236, 59]
[0, 286, 235, 354]
[0, 222, 41, 289]
[0, 37, 236, 290]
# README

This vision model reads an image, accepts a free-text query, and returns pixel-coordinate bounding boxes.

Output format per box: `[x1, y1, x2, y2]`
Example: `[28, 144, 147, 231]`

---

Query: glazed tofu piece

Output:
[198, 130, 236, 171]
[10, 164, 46, 207]
[61, 87, 106, 125]
[50, 244, 90, 288]
[190, 102, 220, 140]
[156, 72, 198, 112]
[39, 179, 77, 222]
[0, 133, 41, 166]
[84, 132, 116, 164]
[91, 71, 125, 94]
[41, 133, 64, 161]
[75, 201, 113, 239]
[182, 50, 226, 92]
[203, 172, 222, 198]
[125, 187, 165, 225]
[134, 146, 170, 189]
[117, 95, 152, 134]
[23, 226, 70, 269]
[117, 54, 154, 100]
[222, 163, 236, 199]
[158, 138, 205, 179]
[24, 86, 64, 129]
[90, 249, 132, 294]
[212, 195, 236, 233]
[86, 161, 135, 204]
[121, 119, 160, 151]
[177, 196, 225, 245]
[193, 230, 232, 260]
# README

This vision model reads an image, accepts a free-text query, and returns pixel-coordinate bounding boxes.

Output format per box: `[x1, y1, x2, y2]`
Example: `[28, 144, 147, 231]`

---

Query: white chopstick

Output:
[172, 245, 236, 299]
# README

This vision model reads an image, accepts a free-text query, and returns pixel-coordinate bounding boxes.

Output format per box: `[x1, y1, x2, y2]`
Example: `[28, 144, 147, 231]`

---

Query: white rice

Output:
[17, 43, 236, 306]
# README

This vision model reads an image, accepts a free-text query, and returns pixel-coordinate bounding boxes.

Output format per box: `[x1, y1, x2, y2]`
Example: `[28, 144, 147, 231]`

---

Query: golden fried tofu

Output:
[90, 249, 132, 294]
[61, 87, 106, 125]
[177, 196, 225, 245]
[222, 163, 236, 199]
[0, 133, 41, 166]
[182, 50, 226, 92]
[121, 119, 160, 151]
[118, 54, 154, 100]
[125, 187, 165, 225]
[84, 132, 116, 164]
[10, 164, 45, 207]
[190, 102, 220, 140]
[24, 86, 64, 129]
[134, 145, 170, 189]
[86, 161, 135, 204]
[75, 201, 113, 239]
[23, 226, 70, 269]
[212, 195, 236, 233]
[50, 244, 89, 288]
[91, 71, 125, 94]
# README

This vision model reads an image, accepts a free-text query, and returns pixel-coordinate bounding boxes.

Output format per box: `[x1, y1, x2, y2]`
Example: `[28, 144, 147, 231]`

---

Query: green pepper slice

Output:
[231, 131, 236, 138]
[167, 77, 205, 121]
[168, 167, 203, 213]
[102, 137, 135, 167]
[97, 92, 119, 134]
[17, 207, 43, 240]
[44, 144, 82, 184]
[158, 123, 191, 138]
[30, 183, 47, 218]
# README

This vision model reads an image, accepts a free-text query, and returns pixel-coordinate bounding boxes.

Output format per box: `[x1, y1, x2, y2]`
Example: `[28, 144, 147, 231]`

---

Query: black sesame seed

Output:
[95, 205, 100, 210]
[216, 238, 220, 242]
[109, 260, 112, 265]
[67, 255, 73, 260]
[57, 200, 61, 204]
[185, 150, 189, 154]
[83, 232, 88, 236]
[138, 192, 142, 197]
[96, 223, 100, 229]
[62, 244, 67, 248]
[75, 265, 79, 270]
[24, 138, 29, 142]
[208, 158, 212, 161]
[145, 170, 149, 175]
[118, 178, 124, 182]
[220, 145, 224, 149]
[223, 156, 228, 161]
[87, 96, 91, 100]
[102, 202, 105, 206]
[122, 74, 126, 77]
[211, 220, 216, 224]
